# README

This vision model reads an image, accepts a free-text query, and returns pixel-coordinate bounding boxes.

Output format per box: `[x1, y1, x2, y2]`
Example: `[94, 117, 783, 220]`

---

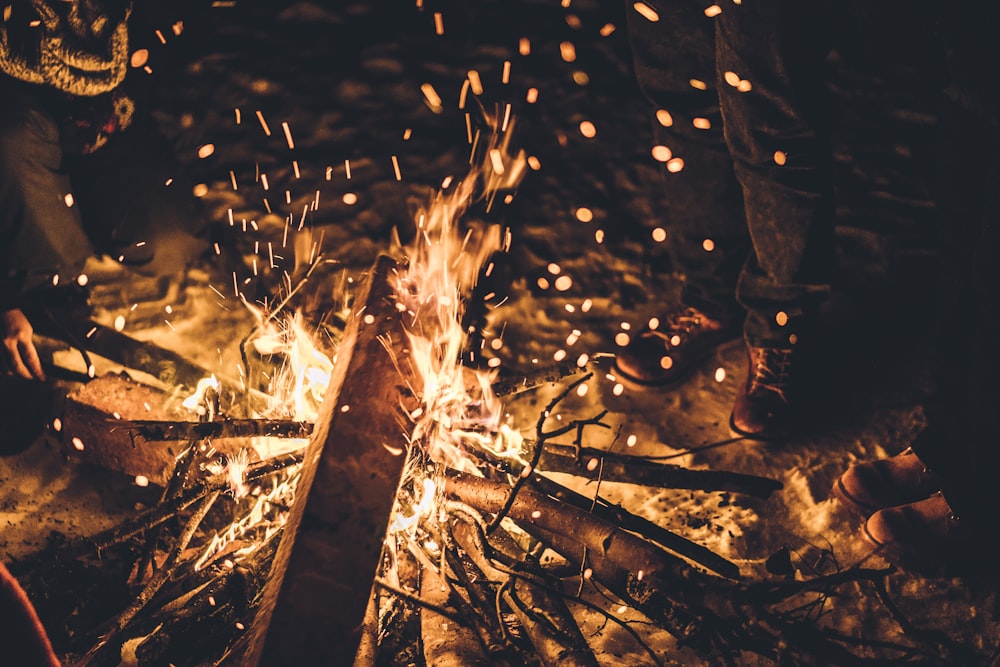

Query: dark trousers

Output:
[0, 80, 206, 308]
[626, 0, 838, 346]
[911, 20, 1000, 529]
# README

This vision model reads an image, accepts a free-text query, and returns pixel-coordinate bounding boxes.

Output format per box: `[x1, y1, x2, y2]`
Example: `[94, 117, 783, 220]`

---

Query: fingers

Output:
[19, 338, 46, 381]
[3, 339, 33, 380]
[2, 309, 46, 381]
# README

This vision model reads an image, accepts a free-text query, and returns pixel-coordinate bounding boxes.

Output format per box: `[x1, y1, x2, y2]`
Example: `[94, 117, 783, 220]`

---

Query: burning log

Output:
[61, 373, 190, 486]
[241, 256, 420, 666]
[59, 373, 255, 485]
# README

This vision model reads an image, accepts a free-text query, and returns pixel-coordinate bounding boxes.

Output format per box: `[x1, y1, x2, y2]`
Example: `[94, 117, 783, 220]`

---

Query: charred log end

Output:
[243, 256, 416, 666]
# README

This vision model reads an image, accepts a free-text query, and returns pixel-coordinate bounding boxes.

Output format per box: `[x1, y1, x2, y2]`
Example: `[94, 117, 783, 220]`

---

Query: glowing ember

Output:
[633, 1, 659, 22]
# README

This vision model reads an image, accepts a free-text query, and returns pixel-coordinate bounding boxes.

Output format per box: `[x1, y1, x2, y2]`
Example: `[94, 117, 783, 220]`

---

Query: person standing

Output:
[617, 0, 843, 440]
[834, 12, 998, 566]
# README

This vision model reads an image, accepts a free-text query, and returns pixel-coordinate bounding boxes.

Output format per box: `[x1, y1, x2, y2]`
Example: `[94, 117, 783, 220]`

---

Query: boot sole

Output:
[727, 412, 791, 443]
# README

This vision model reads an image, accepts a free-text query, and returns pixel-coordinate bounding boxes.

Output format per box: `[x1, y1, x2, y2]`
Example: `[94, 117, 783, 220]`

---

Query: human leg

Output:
[67, 114, 208, 282]
[838, 17, 1000, 564]
[709, 0, 839, 438]
[625, 0, 749, 319]
[615, 0, 747, 386]
[714, 0, 837, 350]
[869, 82, 1000, 559]
[0, 83, 93, 302]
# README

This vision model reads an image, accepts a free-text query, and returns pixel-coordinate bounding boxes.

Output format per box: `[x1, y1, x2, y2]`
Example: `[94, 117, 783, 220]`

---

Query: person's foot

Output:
[862, 492, 965, 567]
[729, 345, 797, 441]
[613, 306, 739, 387]
[832, 448, 943, 519]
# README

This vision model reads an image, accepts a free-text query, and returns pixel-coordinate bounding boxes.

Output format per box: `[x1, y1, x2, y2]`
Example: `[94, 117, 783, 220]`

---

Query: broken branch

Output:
[110, 418, 313, 441]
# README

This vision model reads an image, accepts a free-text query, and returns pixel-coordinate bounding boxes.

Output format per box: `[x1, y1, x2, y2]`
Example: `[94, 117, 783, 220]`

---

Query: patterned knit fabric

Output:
[0, 1, 134, 153]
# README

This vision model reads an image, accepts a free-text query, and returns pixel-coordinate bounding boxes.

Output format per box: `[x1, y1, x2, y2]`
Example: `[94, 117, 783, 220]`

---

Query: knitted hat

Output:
[0, 0, 130, 96]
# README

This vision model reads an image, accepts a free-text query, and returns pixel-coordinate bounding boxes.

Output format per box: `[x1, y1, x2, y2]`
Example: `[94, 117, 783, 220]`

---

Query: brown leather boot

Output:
[729, 345, 797, 441]
[862, 492, 965, 566]
[613, 306, 739, 387]
[833, 448, 943, 519]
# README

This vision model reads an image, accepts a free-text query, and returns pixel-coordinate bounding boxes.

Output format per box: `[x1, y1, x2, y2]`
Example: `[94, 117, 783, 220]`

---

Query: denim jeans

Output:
[626, 0, 839, 347]
[0, 79, 206, 310]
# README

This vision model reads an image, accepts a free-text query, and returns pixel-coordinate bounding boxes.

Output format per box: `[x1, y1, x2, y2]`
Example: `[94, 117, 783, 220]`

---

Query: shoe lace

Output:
[749, 348, 794, 403]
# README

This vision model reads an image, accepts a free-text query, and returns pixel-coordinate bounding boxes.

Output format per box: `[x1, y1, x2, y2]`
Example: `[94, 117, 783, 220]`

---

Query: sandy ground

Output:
[1, 1, 997, 665]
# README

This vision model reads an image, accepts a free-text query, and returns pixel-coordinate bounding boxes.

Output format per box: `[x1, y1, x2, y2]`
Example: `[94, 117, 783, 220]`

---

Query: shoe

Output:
[862, 492, 965, 567]
[832, 448, 943, 519]
[613, 306, 739, 387]
[729, 345, 796, 441]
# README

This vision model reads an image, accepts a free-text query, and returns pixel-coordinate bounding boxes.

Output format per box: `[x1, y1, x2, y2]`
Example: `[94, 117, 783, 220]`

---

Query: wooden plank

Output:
[243, 256, 416, 666]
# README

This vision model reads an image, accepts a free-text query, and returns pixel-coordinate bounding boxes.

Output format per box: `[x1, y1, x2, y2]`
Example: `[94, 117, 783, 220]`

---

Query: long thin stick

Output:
[537, 443, 782, 498]
[112, 418, 313, 441]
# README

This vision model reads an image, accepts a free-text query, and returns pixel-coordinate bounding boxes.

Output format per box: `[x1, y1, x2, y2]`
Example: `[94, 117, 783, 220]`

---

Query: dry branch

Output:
[451, 512, 599, 667]
[528, 472, 739, 580]
[486, 373, 598, 534]
[418, 555, 491, 666]
[108, 418, 313, 441]
[443, 471, 716, 588]
[77, 492, 221, 666]
[538, 444, 782, 498]
[491, 361, 590, 396]
[59, 453, 302, 560]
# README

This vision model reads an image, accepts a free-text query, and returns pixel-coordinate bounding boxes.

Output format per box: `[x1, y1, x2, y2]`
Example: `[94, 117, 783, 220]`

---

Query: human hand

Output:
[1, 309, 46, 381]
